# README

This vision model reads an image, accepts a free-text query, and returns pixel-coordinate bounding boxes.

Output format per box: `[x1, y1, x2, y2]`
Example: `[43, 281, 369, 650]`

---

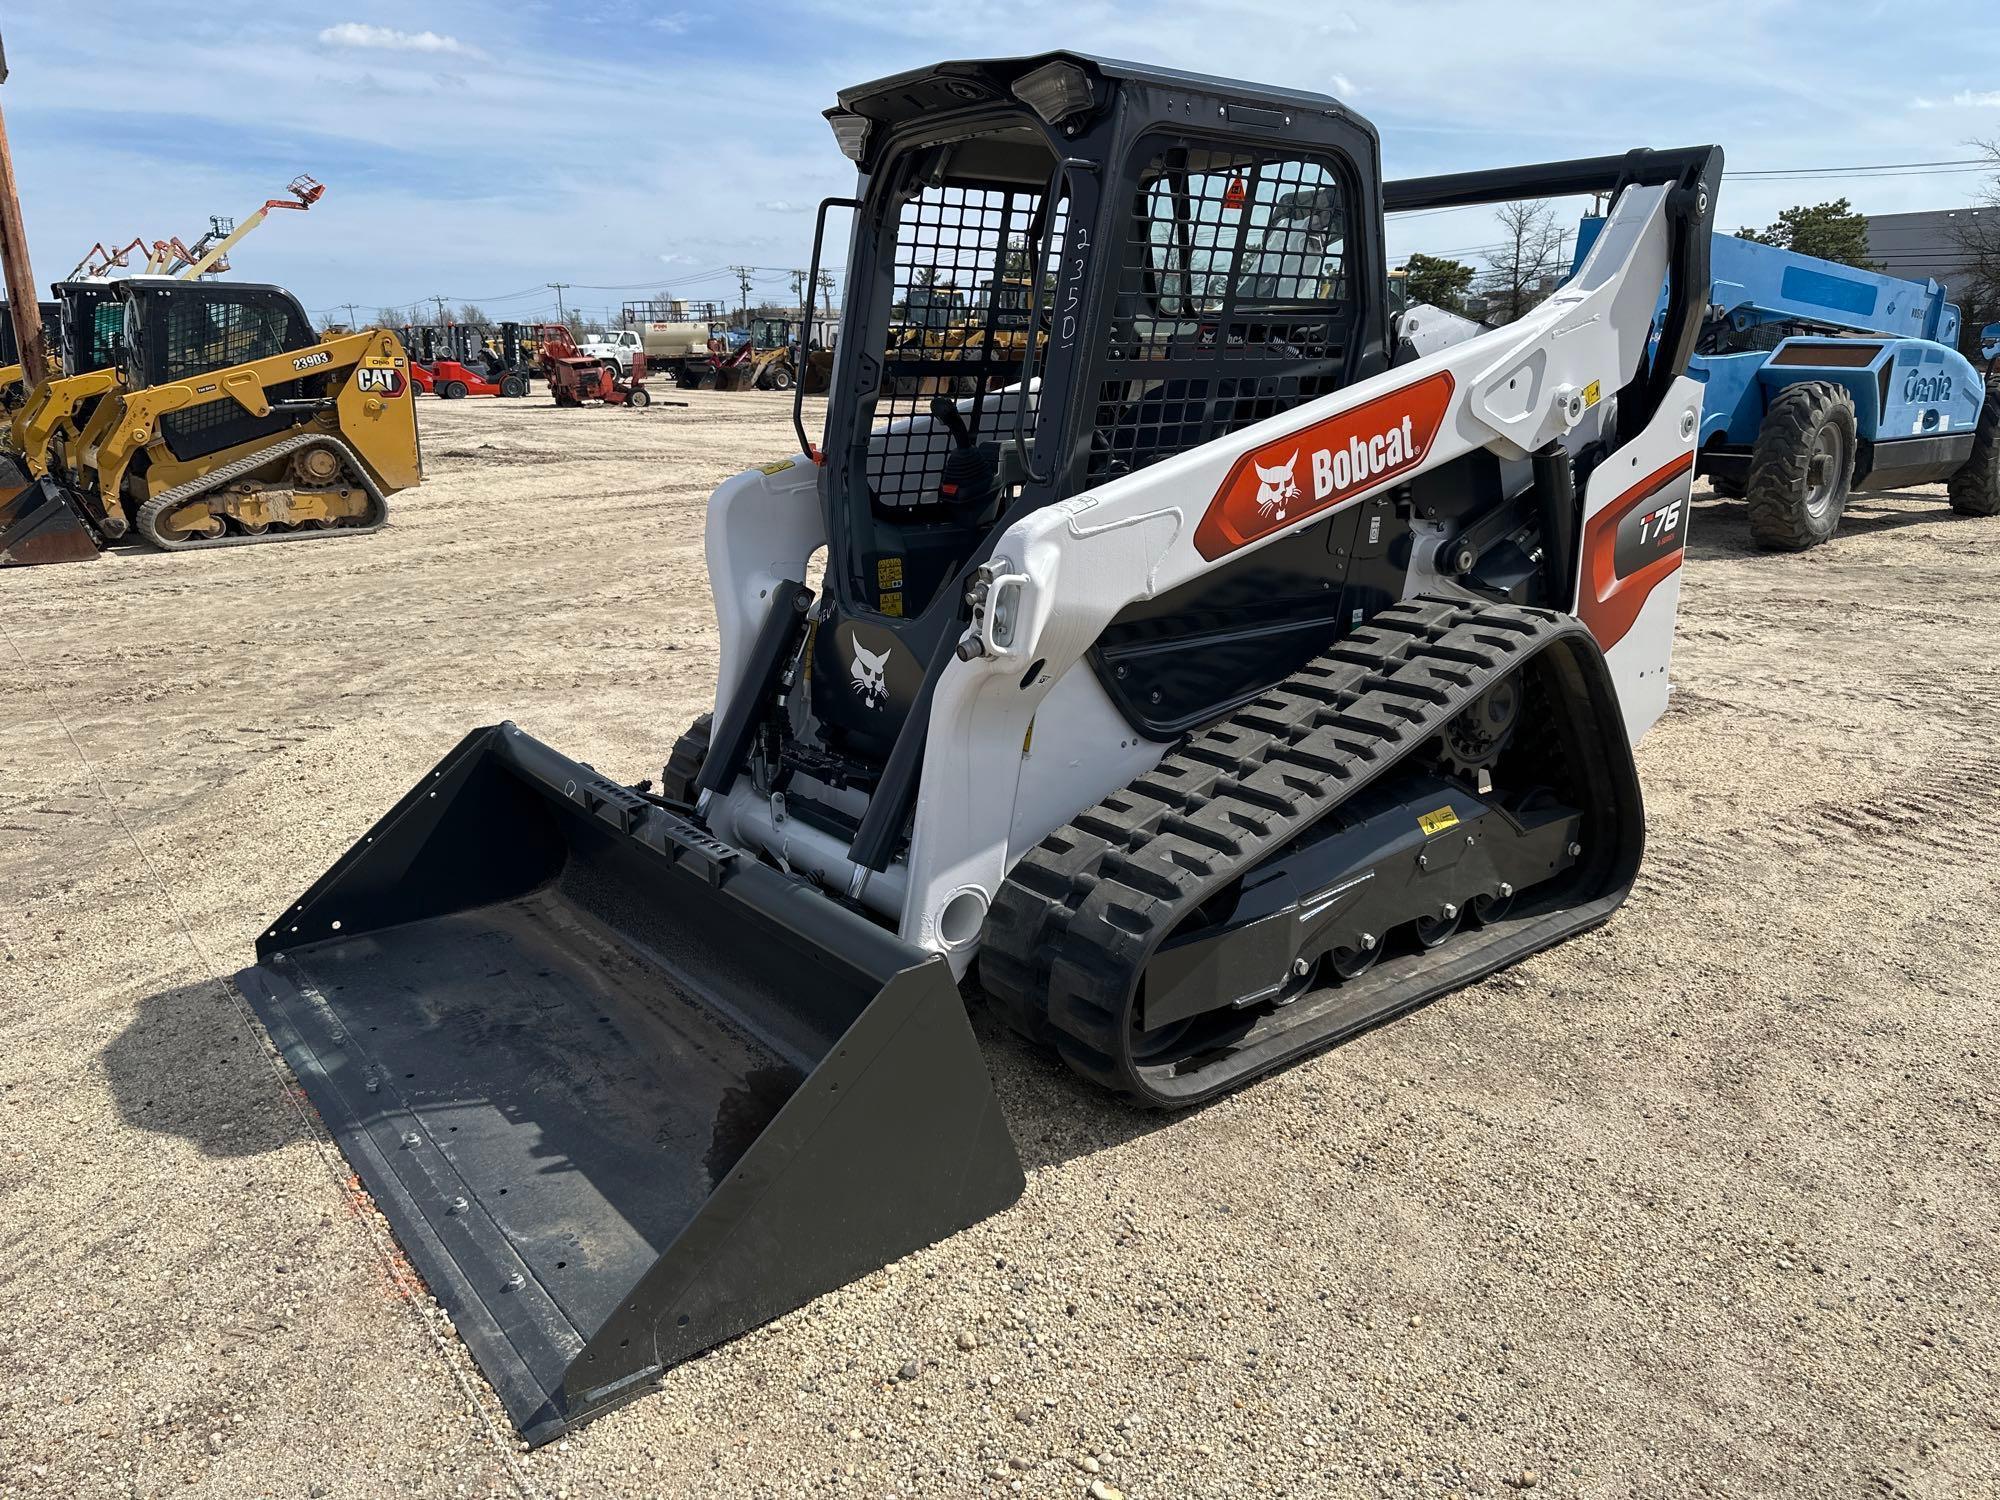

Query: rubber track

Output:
[980, 597, 1571, 1104]
[134, 431, 390, 551]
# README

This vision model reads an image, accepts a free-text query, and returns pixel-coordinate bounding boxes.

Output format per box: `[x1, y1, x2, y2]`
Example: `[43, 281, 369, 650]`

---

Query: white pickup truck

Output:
[577, 328, 645, 378]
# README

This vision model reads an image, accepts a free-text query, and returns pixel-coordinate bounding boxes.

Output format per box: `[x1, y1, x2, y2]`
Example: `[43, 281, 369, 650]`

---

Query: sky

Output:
[3, 0, 1997, 326]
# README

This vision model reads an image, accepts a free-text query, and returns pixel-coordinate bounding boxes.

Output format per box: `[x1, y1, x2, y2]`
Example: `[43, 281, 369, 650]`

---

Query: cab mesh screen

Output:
[1089, 142, 1354, 485]
[865, 180, 1066, 512]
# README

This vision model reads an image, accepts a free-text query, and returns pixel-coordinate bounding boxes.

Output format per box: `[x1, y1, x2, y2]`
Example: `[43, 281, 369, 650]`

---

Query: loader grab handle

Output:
[795, 196, 860, 463]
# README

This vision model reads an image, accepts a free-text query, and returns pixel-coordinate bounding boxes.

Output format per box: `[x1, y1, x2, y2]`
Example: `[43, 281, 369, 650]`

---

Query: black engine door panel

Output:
[1089, 494, 1404, 739]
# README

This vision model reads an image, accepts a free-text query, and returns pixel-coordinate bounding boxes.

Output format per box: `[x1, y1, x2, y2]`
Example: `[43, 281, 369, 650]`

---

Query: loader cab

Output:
[808, 53, 1385, 749]
[0, 298, 60, 371]
[53, 281, 123, 378]
[118, 280, 319, 462]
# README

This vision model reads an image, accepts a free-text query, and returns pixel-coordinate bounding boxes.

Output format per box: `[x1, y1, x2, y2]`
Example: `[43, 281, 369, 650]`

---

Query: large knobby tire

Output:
[1744, 382, 1856, 551]
[1947, 376, 2000, 516]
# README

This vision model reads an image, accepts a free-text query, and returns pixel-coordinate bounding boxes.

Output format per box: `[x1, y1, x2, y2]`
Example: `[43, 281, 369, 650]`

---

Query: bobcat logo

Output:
[1254, 452, 1301, 519]
[849, 639, 890, 710]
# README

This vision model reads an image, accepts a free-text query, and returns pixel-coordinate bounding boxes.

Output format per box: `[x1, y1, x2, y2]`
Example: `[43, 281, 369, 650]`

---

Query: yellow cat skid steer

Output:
[0, 279, 420, 566]
[1, 282, 121, 463]
[0, 297, 57, 408]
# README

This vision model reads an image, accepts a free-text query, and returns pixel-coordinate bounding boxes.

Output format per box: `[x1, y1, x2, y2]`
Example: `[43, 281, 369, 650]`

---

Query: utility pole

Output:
[431, 293, 449, 328]
[0, 33, 48, 383]
[817, 271, 836, 319]
[343, 302, 358, 330]
[547, 281, 570, 325]
[789, 268, 809, 309]
[730, 265, 754, 328]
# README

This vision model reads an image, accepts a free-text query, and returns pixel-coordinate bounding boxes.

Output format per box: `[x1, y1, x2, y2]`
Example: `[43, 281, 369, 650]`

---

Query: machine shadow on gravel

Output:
[101, 979, 304, 1159]
[99, 969, 1210, 1179]
[966, 1004, 1190, 1173]
[1687, 491, 1966, 561]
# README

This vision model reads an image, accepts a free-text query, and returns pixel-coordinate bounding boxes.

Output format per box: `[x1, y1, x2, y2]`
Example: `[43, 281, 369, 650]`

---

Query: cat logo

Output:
[355, 366, 407, 397]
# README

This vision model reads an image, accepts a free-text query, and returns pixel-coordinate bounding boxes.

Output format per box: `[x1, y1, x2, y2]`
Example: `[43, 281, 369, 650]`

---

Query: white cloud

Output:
[1330, 72, 1359, 98]
[1912, 90, 2000, 110]
[758, 199, 807, 213]
[318, 22, 486, 60]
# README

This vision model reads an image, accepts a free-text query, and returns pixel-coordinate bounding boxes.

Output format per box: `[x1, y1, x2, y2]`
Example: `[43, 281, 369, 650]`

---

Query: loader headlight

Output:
[1013, 61, 1096, 128]
[827, 110, 871, 164]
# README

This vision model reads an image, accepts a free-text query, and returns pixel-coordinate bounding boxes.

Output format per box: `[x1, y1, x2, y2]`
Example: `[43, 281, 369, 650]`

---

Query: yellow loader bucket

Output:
[235, 724, 1023, 1443]
[0, 471, 101, 567]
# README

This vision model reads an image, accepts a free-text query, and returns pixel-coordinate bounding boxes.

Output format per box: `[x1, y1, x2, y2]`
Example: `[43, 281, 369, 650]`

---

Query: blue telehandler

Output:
[1575, 219, 2000, 548]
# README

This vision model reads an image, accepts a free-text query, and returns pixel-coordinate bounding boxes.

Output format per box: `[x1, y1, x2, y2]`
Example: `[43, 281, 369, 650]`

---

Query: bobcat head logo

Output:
[849, 639, 890, 710]
[1254, 452, 1301, 519]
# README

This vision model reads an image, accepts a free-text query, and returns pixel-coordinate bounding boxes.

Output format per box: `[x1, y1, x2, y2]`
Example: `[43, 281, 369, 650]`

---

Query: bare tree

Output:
[1953, 140, 2000, 354]
[1485, 200, 1565, 324]
[455, 303, 491, 332]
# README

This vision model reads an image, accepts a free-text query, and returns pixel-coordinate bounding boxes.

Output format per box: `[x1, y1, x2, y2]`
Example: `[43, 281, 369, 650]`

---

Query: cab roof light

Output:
[1013, 61, 1096, 128]
[828, 111, 871, 164]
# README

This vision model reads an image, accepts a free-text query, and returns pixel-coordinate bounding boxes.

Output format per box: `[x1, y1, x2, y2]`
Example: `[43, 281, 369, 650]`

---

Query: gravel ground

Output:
[2, 389, 1996, 1500]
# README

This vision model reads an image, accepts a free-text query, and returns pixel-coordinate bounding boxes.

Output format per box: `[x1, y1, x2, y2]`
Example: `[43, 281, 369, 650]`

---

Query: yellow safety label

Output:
[758, 458, 796, 475]
[1418, 806, 1461, 837]
[878, 591, 904, 617]
[1582, 380, 1601, 408]
[876, 557, 904, 589]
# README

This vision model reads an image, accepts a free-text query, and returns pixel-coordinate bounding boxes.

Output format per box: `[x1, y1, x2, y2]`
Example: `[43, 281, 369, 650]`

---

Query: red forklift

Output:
[404, 325, 439, 395]
[533, 322, 651, 408]
[424, 323, 531, 399]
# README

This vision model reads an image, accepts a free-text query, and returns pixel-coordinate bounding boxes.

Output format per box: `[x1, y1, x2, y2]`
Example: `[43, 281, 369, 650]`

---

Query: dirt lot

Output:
[3, 389, 1997, 1500]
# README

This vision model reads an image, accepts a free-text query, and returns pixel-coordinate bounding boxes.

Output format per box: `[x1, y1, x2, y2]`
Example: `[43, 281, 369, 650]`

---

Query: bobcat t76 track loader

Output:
[236, 55, 1721, 1442]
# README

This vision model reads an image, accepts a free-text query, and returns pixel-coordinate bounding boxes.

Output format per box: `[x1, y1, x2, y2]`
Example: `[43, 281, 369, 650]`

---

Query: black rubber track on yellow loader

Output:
[134, 431, 389, 551]
[980, 598, 1644, 1108]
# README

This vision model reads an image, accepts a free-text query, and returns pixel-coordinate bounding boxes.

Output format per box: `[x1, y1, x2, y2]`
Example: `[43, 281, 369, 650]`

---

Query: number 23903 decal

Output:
[292, 350, 332, 371]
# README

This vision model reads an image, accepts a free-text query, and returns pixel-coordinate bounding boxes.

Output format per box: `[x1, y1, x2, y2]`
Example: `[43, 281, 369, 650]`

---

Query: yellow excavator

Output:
[0, 277, 422, 566]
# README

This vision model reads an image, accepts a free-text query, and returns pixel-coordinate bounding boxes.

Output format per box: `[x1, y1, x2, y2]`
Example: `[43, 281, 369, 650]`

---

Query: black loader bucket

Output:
[0, 473, 101, 567]
[235, 724, 1023, 1444]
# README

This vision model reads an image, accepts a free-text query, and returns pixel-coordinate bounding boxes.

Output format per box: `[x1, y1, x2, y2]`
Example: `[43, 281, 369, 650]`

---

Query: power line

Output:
[1725, 156, 1989, 180]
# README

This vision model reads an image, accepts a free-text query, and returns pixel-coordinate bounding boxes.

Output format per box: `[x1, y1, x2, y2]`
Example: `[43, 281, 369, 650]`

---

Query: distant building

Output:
[1865, 207, 1992, 294]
